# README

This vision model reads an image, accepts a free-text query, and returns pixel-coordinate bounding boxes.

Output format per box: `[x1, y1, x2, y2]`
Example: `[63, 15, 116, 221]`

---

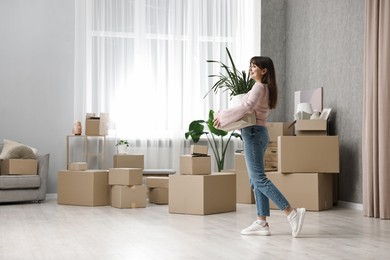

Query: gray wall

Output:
[0, 0, 75, 193]
[262, 0, 364, 203]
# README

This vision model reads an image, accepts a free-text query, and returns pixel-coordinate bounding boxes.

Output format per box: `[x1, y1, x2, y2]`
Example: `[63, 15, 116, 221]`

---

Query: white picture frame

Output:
[320, 108, 332, 120]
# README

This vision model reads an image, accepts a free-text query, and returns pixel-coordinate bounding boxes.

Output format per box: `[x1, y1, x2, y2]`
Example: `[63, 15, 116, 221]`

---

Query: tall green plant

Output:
[185, 110, 241, 172]
[205, 47, 255, 99]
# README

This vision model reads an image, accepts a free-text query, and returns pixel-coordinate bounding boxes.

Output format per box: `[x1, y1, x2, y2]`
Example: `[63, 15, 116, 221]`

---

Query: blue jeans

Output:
[241, 125, 290, 217]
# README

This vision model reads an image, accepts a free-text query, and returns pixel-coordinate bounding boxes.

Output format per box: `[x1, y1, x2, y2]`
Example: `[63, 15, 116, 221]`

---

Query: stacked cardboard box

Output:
[85, 113, 109, 136]
[277, 135, 339, 209]
[294, 119, 328, 136]
[265, 122, 294, 172]
[145, 176, 169, 205]
[109, 168, 147, 209]
[234, 135, 339, 211]
[113, 154, 144, 169]
[169, 144, 236, 215]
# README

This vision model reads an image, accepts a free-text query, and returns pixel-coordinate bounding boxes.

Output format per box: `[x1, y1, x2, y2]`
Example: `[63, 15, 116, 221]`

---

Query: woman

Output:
[213, 56, 305, 237]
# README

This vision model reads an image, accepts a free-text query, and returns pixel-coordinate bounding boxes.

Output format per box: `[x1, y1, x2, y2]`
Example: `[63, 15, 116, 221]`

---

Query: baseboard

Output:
[337, 200, 363, 210]
[46, 193, 57, 200]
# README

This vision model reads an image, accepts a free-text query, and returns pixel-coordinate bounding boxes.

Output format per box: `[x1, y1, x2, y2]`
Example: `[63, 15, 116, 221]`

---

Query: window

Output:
[75, 0, 261, 140]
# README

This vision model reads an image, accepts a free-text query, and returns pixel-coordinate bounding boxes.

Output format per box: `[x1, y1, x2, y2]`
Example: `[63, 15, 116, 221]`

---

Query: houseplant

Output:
[185, 109, 241, 172]
[115, 140, 129, 154]
[204, 47, 255, 102]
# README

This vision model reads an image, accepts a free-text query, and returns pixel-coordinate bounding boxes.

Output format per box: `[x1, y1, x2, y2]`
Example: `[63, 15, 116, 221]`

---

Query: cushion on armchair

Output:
[0, 139, 38, 160]
[7, 146, 37, 159]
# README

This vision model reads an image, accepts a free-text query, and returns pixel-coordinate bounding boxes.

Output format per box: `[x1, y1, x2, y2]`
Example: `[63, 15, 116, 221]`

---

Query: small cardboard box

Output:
[278, 136, 339, 173]
[295, 120, 327, 136]
[266, 122, 294, 142]
[111, 185, 147, 209]
[149, 187, 168, 205]
[220, 112, 256, 132]
[1, 159, 38, 175]
[145, 176, 169, 188]
[108, 168, 143, 186]
[266, 171, 333, 211]
[169, 173, 236, 215]
[180, 155, 211, 175]
[57, 170, 109, 206]
[85, 113, 109, 136]
[190, 145, 208, 155]
[113, 154, 144, 169]
[69, 162, 88, 171]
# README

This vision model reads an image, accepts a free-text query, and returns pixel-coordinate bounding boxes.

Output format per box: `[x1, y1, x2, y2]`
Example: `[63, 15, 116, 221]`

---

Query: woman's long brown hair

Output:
[249, 56, 278, 109]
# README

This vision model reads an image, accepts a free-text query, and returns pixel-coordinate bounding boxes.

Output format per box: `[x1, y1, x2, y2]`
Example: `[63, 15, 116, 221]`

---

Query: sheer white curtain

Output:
[74, 0, 261, 170]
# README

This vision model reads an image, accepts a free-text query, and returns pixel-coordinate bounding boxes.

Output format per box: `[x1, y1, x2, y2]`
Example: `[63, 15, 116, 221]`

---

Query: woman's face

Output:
[249, 63, 266, 82]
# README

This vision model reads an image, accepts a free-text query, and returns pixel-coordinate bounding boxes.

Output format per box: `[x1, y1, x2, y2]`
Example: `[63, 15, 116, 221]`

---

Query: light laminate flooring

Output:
[0, 199, 389, 260]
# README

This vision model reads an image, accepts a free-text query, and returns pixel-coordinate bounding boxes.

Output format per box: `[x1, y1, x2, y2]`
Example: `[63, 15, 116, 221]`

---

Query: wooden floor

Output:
[0, 199, 389, 260]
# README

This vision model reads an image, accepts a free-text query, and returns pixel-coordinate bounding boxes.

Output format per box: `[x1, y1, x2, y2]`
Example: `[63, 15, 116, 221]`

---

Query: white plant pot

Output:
[229, 94, 246, 108]
[117, 145, 128, 154]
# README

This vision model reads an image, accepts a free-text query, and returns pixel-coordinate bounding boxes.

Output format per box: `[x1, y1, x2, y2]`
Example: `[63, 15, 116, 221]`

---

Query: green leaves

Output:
[205, 47, 255, 99]
[184, 120, 207, 143]
[184, 109, 242, 171]
[207, 110, 227, 137]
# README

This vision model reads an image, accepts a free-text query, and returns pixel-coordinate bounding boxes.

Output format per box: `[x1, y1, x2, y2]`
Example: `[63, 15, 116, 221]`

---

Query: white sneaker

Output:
[288, 208, 306, 238]
[241, 221, 271, 236]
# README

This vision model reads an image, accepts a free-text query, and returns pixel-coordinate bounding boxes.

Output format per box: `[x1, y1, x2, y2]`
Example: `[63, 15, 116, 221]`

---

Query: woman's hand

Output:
[213, 114, 221, 128]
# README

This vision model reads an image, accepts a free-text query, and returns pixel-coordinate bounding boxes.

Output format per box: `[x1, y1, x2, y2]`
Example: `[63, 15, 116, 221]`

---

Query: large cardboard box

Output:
[169, 173, 236, 215]
[145, 176, 169, 188]
[57, 170, 109, 206]
[113, 154, 144, 169]
[149, 187, 168, 205]
[109, 168, 143, 186]
[295, 120, 327, 136]
[233, 154, 255, 204]
[266, 171, 333, 211]
[190, 145, 208, 155]
[220, 112, 256, 132]
[278, 136, 339, 173]
[1, 159, 38, 175]
[266, 122, 294, 142]
[111, 185, 147, 208]
[180, 155, 211, 175]
[85, 113, 109, 136]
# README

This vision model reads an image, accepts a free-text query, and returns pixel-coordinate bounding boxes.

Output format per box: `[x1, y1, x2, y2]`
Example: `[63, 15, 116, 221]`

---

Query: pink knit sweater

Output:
[217, 83, 269, 127]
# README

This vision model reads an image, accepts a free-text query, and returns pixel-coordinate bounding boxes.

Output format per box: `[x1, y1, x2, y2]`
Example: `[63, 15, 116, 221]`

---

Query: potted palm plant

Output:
[205, 47, 255, 106]
[185, 109, 241, 172]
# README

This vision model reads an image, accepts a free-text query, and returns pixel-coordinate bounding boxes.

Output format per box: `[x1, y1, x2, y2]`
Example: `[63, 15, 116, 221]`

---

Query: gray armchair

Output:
[0, 144, 50, 203]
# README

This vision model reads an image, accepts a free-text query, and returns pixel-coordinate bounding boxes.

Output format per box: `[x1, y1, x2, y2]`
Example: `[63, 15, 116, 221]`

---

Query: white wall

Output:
[0, 0, 75, 193]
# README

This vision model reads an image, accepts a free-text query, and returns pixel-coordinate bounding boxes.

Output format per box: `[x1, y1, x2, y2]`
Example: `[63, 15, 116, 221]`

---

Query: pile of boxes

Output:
[145, 176, 169, 205]
[109, 168, 147, 208]
[169, 144, 236, 215]
[235, 120, 339, 211]
[58, 153, 148, 208]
